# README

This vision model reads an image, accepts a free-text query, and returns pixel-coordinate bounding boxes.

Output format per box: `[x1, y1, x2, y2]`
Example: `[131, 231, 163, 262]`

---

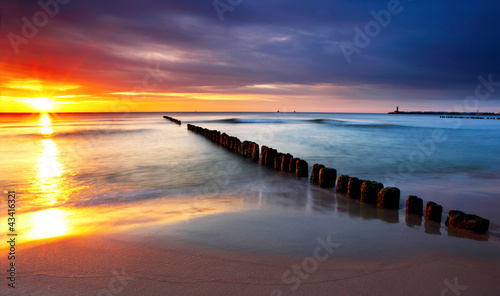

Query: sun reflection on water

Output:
[33, 113, 67, 215]
[26, 208, 68, 240]
[39, 113, 53, 135]
[35, 136, 66, 206]
[13, 114, 244, 244]
[37, 139, 63, 178]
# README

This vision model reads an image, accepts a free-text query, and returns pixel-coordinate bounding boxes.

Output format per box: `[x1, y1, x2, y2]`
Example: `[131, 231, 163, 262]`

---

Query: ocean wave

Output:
[191, 117, 350, 124]
[54, 128, 153, 138]
[188, 117, 409, 128]
[11, 128, 153, 139]
[306, 118, 346, 124]
[192, 118, 293, 124]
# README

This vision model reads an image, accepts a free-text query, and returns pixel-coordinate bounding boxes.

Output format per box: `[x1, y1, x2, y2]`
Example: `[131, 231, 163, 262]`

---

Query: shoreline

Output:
[2, 112, 500, 295]
[2, 225, 499, 295]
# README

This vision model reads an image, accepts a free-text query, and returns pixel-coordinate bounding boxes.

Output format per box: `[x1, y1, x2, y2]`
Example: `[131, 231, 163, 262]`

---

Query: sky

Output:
[1, 0, 500, 113]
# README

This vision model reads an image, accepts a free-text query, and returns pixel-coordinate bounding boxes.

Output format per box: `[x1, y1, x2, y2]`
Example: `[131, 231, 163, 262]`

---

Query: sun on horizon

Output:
[28, 97, 56, 112]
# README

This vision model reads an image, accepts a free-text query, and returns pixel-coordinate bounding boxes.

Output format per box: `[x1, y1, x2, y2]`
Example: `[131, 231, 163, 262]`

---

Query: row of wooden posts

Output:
[163, 115, 181, 125]
[178, 120, 490, 233]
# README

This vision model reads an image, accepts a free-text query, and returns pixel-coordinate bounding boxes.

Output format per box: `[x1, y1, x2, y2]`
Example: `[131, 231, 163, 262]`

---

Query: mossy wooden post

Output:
[234, 138, 241, 153]
[290, 158, 300, 174]
[260, 146, 268, 165]
[266, 148, 277, 168]
[318, 168, 337, 188]
[336, 175, 350, 194]
[360, 181, 384, 204]
[274, 153, 283, 170]
[241, 141, 249, 157]
[220, 133, 227, 147]
[296, 160, 308, 177]
[310, 163, 325, 184]
[281, 154, 293, 172]
[425, 201, 443, 223]
[376, 187, 400, 209]
[445, 210, 490, 233]
[347, 177, 362, 199]
[406, 195, 423, 215]
[252, 143, 260, 162]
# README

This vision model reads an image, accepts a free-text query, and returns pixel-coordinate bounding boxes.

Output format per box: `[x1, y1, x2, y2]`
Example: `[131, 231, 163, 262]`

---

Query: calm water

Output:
[1, 112, 499, 253]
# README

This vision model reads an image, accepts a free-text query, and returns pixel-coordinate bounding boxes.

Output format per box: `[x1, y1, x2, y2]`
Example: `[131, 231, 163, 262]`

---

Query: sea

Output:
[1, 112, 499, 255]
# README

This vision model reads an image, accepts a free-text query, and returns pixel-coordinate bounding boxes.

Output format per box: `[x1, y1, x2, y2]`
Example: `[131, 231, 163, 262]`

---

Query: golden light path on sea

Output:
[10, 113, 241, 244]
[0, 113, 244, 248]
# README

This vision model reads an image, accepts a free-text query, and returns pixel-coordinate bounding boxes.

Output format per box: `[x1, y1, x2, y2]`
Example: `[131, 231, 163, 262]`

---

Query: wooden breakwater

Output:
[163, 115, 181, 125]
[187, 124, 259, 162]
[184, 122, 490, 234]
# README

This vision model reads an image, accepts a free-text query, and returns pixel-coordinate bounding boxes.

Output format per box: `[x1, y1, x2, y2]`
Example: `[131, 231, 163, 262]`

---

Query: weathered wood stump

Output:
[274, 153, 283, 170]
[425, 201, 443, 223]
[241, 141, 250, 157]
[347, 177, 362, 199]
[445, 210, 490, 233]
[360, 181, 384, 204]
[376, 187, 400, 209]
[265, 148, 277, 168]
[290, 158, 300, 174]
[296, 160, 308, 177]
[318, 168, 337, 188]
[310, 163, 325, 184]
[260, 146, 268, 165]
[233, 138, 241, 153]
[281, 153, 293, 172]
[406, 195, 423, 215]
[252, 143, 259, 162]
[336, 175, 350, 194]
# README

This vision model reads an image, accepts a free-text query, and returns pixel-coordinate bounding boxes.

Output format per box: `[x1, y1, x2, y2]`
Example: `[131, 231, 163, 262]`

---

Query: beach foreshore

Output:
[2, 113, 500, 295]
[1, 218, 499, 296]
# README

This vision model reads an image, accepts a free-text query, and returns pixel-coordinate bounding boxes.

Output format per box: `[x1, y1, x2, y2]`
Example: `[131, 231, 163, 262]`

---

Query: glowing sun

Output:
[29, 97, 55, 112]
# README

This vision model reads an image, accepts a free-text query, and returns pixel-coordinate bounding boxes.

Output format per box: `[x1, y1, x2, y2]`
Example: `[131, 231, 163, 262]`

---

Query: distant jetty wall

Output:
[389, 110, 500, 116]
[439, 115, 499, 120]
[181, 118, 490, 235]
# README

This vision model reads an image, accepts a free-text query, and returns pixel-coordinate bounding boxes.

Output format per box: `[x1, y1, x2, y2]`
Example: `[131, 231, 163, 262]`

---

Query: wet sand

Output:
[2, 188, 499, 296]
[1, 228, 499, 296]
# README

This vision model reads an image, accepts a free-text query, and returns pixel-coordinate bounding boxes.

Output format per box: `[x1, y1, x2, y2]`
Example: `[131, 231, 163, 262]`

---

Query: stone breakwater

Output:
[163, 115, 181, 125]
[183, 121, 490, 234]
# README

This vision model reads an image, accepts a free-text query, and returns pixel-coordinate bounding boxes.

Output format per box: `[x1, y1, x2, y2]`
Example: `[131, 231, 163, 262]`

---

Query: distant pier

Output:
[163, 115, 181, 125]
[439, 115, 499, 120]
[388, 107, 499, 119]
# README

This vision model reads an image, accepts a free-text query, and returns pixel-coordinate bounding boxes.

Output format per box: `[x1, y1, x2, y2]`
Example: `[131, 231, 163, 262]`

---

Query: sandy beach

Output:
[1, 112, 500, 295]
[2, 216, 499, 296]
[2, 180, 500, 296]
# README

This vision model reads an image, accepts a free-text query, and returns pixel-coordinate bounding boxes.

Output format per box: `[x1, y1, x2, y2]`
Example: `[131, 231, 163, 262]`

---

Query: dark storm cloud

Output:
[2, 0, 500, 103]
